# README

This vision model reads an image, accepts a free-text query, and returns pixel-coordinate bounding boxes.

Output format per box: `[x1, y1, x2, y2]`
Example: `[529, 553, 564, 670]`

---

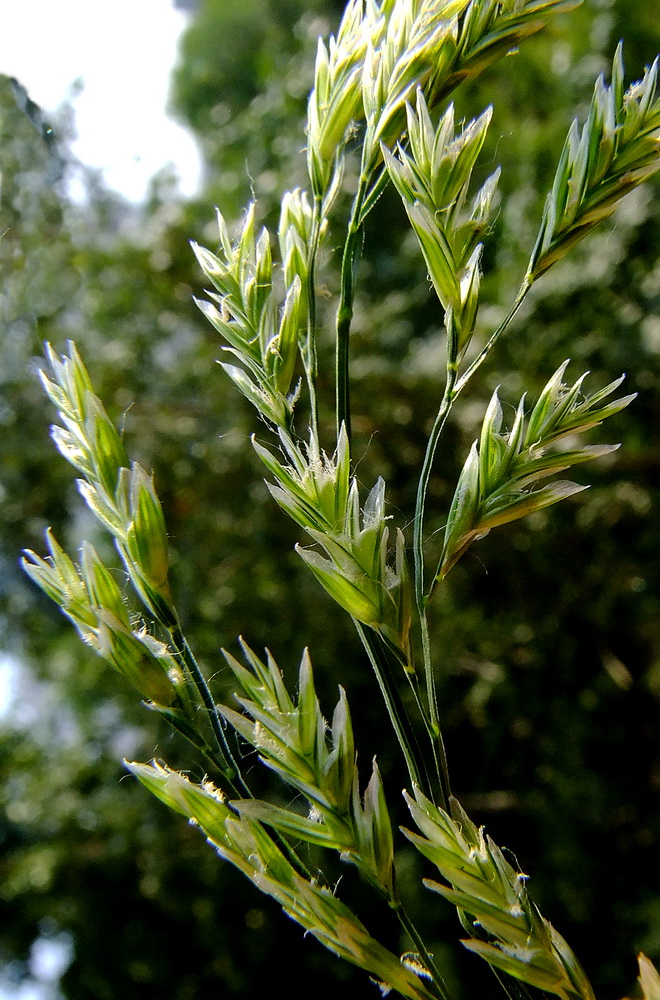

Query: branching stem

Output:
[410, 279, 535, 809]
[412, 365, 457, 805]
[169, 623, 250, 798]
[355, 621, 435, 802]
[157, 708, 234, 778]
[453, 279, 531, 400]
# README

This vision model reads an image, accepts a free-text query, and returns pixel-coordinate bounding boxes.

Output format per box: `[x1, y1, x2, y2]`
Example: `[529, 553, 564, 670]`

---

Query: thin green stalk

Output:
[453, 279, 531, 399]
[413, 370, 457, 612]
[419, 608, 452, 808]
[383, 634, 450, 807]
[412, 366, 457, 801]
[354, 620, 435, 802]
[391, 897, 453, 1000]
[411, 280, 534, 802]
[414, 279, 533, 610]
[304, 196, 324, 442]
[336, 176, 370, 442]
[357, 163, 390, 228]
[169, 624, 250, 798]
[156, 705, 237, 779]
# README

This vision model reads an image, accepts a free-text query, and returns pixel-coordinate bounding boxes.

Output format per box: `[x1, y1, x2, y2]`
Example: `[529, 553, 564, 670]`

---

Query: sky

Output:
[0, 0, 203, 202]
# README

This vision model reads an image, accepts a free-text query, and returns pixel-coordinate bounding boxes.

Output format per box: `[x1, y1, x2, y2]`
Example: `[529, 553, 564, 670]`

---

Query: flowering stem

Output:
[419, 609, 452, 808]
[453, 279, 531, 399]
[156, 706, 236, 779]
[413, 368, 457, 612]
[169, 624, 250, 797]
[410, 280, 536, 806]
[391, 898, 453, 1000]
[355, 621, 435, 802]
[412, 365, 457, 808]
[304, 197, 324, 443]
[336, 176, 370, 443]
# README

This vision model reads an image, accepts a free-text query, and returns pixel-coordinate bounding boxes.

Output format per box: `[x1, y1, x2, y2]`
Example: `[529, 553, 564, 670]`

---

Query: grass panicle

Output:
[22, 3, 660, 997]
[529, 44, 660, 279]
[435, 363, 635, 586]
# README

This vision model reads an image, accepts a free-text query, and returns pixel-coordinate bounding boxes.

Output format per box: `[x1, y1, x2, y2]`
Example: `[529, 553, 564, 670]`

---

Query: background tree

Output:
[1, 1, 659, 997]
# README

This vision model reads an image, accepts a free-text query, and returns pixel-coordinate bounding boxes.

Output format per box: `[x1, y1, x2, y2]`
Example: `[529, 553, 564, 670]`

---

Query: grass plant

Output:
[22, 2, 660, 997]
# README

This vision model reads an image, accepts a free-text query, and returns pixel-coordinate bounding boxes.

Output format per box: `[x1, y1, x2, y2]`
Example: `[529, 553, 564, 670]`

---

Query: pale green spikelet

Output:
[36, 344, 176, 623]
[127, 760, 433, 1000]
[253, 426, 412, 661]
[278, 188, 318, 324]
[218, 641, 395, 894]
[120, 463, 173, 611]
[256, 871, 435, 1000]
[383, 91, 499, 359]
[360, 0, 471, 171]
[403, 788, 595, 1000]
[22, 534, 181, 705]
[193, 204, 303, 420]
[435, 363, 635, 584]
[428, 0, 584, 105]
[40, 341, 129, 497]
[528, 45, 660, 279]
[306, 0, 382, 201]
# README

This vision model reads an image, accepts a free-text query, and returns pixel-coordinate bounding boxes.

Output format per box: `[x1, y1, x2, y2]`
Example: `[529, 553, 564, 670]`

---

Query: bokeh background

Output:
[1, 1, 659, 998]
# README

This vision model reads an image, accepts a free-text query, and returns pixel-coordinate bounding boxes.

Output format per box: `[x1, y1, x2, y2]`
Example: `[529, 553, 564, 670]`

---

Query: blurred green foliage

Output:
[1, 1, 659, 998]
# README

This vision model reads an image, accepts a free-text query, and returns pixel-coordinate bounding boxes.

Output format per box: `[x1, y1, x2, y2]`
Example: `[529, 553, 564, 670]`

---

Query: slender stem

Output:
[411, 364, 457, 809]
[357, 163, 390, 228]
[414, 281, 532, 593]
[355, 621, 435, 801]
[391, 898, 453, 1000]
[304, 197, 323, 443]
[410, 282, 534, 806]
[419, 609, 452, 808]
[169, 624, 251, 798]
[413, 368, 457, 612]
[155, 705, 234, 779]
[336, 176, 369, 442]
[383, 634, 449, 808]
[453, 279, 531, 399]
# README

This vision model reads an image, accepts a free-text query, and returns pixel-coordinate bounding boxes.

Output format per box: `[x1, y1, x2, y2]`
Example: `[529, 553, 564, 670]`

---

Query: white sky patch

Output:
[0, 931, 74, 1000]
[0, 0, 203, 202]
[0, 653, 17, 721]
